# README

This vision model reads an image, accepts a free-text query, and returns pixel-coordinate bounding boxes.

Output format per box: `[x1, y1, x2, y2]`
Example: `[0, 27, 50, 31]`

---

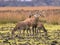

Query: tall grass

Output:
[0, 9, 60, 25]
[45, 15, 60, 25]
[0, 12, 28, 24]
[0, 14, 60, 25]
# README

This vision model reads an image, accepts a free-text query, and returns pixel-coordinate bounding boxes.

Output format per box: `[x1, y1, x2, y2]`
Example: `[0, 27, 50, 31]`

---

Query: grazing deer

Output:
[36, 22, 49, 39]
[36, 22, 47, 35]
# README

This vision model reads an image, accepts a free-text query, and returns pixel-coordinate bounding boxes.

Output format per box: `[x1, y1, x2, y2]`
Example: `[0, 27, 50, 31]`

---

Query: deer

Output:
[11, 14, 39, 36]
[36, 22, 50, 40]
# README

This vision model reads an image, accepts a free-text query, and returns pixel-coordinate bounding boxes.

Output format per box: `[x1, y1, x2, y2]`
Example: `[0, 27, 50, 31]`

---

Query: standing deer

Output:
[12, 13, 47, 36]
[12, 21, 31, 35]
[24, 14, 39, 34]
[12, 14, 39, 35]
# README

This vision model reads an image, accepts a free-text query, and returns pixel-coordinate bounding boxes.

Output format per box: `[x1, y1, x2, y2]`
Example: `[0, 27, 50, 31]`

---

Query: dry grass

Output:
[45, 15, 60, 24]
[0, 7, 60, 24]
[0, 12, 28, 23]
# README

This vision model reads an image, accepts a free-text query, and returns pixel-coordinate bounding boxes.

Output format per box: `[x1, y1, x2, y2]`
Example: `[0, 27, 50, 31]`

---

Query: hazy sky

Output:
[0, 0, 32, 1]
[21, 0, 32, 1]
[0, 0, 60, 6]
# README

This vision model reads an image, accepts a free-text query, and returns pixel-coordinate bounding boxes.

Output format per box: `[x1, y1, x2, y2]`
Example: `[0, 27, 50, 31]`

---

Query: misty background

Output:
[0, 0, 60, 6]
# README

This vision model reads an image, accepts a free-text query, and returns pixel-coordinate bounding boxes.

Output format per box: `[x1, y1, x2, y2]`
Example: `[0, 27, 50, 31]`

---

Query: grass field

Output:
[0, 23, 60, 45]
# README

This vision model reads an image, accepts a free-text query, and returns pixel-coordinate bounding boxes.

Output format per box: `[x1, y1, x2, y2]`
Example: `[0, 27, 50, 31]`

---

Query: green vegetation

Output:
[0, 23, 59, 45]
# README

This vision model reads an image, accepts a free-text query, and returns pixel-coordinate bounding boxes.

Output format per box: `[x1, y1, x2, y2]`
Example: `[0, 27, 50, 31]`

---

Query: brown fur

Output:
[37, 22, 47, 36]
[24, 16, 39, 34]
[12, 21, 30, 34]
[12, 15, 39, 35]
[36, 22, 50, 39]
[37, 22, 47, 33]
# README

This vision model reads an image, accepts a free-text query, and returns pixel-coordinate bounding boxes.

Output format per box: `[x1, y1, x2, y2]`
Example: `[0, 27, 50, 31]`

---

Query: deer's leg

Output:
[37, 27, 40, 33]
[26, 29, 28, 35]
[22, 27, 26, 36]
[42, 26, 48, 36]
[12, 27, 17, 35]
[12, 27, 18, 38]
[42, 26, 50, 40]
[20, 30, 21, 34]
[27, 26, 31, 35]
[29, 28, 31, 35]
[32, 26, 35, 35]
[35, 25, 37, 34]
